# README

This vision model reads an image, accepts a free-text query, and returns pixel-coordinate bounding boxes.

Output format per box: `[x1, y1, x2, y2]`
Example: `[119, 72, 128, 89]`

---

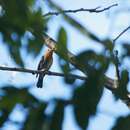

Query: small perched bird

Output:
[36, 48, 53, 88]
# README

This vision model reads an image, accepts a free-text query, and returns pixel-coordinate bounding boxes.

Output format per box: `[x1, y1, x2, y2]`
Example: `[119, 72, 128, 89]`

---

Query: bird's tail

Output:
[36, 74, 45, 88]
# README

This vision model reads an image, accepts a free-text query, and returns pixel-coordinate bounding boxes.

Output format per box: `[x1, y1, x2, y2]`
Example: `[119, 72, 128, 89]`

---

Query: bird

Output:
[36, 48, 53, 88]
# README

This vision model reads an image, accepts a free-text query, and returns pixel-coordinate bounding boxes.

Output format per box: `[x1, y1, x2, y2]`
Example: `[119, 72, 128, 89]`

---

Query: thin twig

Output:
[43, 3, 118, 17]
[0, 66, 87, 80]
[113, 25, 130, 43]
[94, 3, 118, 12]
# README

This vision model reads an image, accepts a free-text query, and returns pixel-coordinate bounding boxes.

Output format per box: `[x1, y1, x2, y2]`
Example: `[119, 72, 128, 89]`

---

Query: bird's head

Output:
[45, 48, 54, 59]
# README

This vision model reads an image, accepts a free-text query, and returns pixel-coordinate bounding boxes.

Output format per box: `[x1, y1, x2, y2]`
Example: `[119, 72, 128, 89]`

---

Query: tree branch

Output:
[43, 3, 118, 17]
[0, 66, 87, 80]
[113, 25, 130, 43]
[42, 33, 117, 89]
[42, 33, 130, 107]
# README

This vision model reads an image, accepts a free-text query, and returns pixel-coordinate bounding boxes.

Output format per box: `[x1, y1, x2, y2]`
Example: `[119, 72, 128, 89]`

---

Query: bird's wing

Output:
[38, 56, 44, 70]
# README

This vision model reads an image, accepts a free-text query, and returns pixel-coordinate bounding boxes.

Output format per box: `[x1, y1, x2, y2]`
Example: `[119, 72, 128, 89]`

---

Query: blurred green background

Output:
[0, 0, 130, 130]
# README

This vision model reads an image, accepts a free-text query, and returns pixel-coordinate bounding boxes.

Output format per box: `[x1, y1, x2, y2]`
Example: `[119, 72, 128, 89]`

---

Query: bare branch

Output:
[0, 66, 87, 80]
[113, 25, 130, 43]
[43, 3, 118, 17]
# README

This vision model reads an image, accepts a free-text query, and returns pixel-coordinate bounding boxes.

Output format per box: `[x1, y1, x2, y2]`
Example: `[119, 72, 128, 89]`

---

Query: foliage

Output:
[0, 0, 47, 66]
[0, 0, 130, 130]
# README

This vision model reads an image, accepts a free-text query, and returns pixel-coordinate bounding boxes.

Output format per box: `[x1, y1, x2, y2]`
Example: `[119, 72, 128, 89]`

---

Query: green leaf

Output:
[27, 38, 43, 56]
[50, 100, 65, 130]
[76, 50, 109, 74]
[0, 0, 46, 64]
[29, 9, 46, 40]
[112, 115, 130, 130]
[22, 104, 47, 130]
[73, 79, 104, 129]
[0, 86, 47, 128]
[0, 109, 10, 127]
[0, 0, 34, 36]
[0, 87, 27, 127]
[114, 70, 129, 101]
[9, 45, 24, 66]
[0, 87, 38, 108]
[57, 27, 75, 84]
[57, 27, 68, 59]
[123, 43, 130, 56]
[73, 51, 108, 129]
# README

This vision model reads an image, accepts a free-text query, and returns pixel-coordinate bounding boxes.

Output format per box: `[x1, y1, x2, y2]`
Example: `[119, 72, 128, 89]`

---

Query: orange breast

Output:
[44, 51, 53, 60]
